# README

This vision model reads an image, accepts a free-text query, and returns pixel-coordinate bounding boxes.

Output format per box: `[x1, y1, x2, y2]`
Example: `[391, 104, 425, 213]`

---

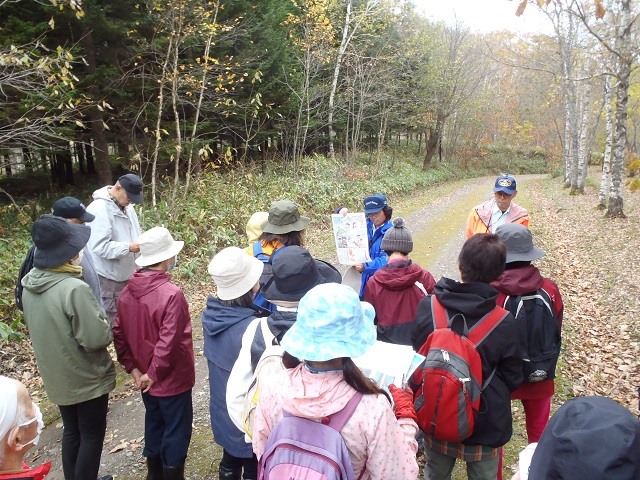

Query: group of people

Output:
[3, 173, 639, 480]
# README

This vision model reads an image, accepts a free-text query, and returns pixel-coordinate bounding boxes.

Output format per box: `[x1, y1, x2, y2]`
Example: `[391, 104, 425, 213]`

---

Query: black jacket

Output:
[411, 277, 524, 447]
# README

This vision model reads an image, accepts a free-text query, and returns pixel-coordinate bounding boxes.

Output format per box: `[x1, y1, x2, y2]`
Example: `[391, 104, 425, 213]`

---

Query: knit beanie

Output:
[381, 217, 413, 254]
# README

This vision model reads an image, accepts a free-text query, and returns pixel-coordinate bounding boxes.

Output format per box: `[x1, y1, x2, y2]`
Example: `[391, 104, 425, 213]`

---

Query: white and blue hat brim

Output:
[281, 283, 376, 361]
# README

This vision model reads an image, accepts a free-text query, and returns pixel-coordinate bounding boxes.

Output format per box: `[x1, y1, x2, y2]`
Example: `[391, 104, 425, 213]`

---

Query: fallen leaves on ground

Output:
[528, 173, 640, 415]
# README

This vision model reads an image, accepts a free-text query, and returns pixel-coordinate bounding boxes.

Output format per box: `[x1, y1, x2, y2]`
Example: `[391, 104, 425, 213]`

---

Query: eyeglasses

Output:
[494, 192, 513, 199]
[365, 211, 381, 218]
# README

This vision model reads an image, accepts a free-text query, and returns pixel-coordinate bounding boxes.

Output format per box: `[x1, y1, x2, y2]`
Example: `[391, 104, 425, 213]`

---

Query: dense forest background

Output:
[2, 0, 637, 201]
[1, 0, 639, 336]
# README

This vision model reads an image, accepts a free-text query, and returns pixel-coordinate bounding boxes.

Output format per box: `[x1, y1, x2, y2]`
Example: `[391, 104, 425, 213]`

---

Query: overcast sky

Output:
[411, 0, 554, 35]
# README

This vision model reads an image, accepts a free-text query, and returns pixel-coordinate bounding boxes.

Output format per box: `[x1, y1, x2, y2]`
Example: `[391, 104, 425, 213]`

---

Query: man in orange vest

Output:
[466, 175, 529, 238]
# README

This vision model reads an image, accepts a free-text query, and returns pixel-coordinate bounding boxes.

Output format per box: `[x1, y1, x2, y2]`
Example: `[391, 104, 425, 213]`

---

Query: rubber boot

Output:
[218, 465, 242, 480]
[146, 456, 164, 480]
[162, 463, 185, 480]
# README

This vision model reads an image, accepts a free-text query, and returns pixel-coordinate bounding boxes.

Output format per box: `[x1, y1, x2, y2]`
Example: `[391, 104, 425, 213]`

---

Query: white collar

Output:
[491, 200, 511, 216]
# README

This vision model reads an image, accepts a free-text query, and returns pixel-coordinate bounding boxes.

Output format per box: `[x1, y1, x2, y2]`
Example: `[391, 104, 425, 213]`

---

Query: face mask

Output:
[167, 255, 178, 272]
[70, 250, 83, 266]
[12, 402, 44, 448]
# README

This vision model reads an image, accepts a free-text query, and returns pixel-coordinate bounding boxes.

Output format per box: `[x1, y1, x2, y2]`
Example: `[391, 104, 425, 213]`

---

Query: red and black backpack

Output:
[412, 297, 509, 442]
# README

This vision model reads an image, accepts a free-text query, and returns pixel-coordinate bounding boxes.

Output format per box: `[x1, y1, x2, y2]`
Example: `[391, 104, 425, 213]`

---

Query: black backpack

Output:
[503, 287, 561, 383]
[15, 246, 36, 312]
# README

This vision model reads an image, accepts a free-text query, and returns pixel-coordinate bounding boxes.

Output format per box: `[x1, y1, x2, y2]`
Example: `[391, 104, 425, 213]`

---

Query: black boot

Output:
[146, 456, 164, 480]
[163, 463, 185, 480]
[218, 465, 242, 480]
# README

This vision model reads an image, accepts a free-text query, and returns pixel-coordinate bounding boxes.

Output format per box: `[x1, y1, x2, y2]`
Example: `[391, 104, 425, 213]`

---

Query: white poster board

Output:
[353, 341, 424, 390]
[332, 212, 371, 265]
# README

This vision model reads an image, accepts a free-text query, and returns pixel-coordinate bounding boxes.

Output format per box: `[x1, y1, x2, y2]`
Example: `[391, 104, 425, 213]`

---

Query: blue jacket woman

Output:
[339, 194, 393, 297]
[202, 247, 269, 480]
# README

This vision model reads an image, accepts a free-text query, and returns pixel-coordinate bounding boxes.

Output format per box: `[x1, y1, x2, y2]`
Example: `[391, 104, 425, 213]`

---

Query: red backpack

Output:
[413, 297, 509, 442]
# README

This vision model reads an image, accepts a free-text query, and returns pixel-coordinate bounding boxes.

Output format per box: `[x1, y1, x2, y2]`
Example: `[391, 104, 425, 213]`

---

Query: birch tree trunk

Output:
[184, 1, 221, 197]
[575, 81, 591, 194]
[170, 2, 186, 201]
[150, 35, 174, 207]
[327, 0, 352, 163]
[608, 60, 630, 217]
[607, 0, 632, 218]
[598, 74, 614, 208]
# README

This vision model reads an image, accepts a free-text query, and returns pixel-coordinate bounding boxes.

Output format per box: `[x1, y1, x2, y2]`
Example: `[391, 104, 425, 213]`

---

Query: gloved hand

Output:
[388, 384, 417, 423]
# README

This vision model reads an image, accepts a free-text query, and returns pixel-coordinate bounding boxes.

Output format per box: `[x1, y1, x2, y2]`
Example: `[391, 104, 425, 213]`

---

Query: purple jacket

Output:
[114, 269, 195, 397]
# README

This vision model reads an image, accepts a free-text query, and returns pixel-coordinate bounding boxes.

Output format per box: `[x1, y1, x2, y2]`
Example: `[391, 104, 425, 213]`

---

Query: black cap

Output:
[118, 174, 144, 204]
[261, 246, 341, 302]
[52, 197, 95, 223]
[31, 215, 91, 268]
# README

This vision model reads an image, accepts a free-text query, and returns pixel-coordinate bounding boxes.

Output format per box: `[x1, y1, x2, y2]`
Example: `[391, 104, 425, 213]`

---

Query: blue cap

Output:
[493, 175, 517, 195]
[363, 194, 388, 214]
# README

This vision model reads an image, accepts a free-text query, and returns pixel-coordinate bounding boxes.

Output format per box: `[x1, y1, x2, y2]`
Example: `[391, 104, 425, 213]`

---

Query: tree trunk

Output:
[85, 143, 96, 174]
[606, 0, 632, 219]
[77, 142, 86, 174]
[575, 82, 591, 194]
[599, 77, 614, 208]
[607, 61, 630, 218]
[79, 28, 112, 186]
[54, 152, 66, 188]
[1, 155, 11, 176]
[170, 0, 186, 202]
[184, 1, 221, 196]
[423, 118, 442, 172]
[328, 0, 353, 163]
[61, 148, 74, 185]
[150, 33, 174, 207]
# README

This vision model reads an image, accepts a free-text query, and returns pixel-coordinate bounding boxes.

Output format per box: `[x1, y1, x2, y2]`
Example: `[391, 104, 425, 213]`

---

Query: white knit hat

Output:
[208, 247, 264, 301]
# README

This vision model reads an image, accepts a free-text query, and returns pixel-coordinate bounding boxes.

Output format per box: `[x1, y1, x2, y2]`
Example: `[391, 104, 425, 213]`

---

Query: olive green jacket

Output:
[21, 268, 115, 406]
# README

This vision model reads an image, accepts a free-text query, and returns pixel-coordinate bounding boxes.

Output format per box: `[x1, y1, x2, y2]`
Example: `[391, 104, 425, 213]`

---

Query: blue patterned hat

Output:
[281, 283, 376, 361]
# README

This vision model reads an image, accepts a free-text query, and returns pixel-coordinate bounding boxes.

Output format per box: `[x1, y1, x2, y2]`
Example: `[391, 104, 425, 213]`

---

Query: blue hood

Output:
[201, 296, 259, 337]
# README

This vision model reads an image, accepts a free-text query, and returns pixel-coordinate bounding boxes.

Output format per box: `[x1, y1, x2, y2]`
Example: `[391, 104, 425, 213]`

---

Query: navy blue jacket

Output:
[202, 296, 268, 457]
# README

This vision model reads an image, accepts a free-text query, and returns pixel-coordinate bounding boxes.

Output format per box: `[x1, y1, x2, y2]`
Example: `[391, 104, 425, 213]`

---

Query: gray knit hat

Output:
[381, 217, 413, 254]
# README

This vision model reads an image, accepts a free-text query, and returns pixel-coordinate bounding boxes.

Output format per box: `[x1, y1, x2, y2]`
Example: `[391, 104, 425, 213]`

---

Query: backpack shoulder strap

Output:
[466, 306, 509, 347]
[430, 297, 449, 330]
[252, 241, 264, 257]
[414, 281, 428, 296]
[326, 392, 363, 432]
[270, 245, 287, 263]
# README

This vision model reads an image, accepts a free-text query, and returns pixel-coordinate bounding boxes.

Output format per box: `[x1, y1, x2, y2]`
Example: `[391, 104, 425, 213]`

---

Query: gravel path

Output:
[27, 174, 545, 479]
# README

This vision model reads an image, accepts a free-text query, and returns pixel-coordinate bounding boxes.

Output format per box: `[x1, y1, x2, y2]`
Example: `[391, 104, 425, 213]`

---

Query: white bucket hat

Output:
[208, 246, 264, 301]
[135, 227, 184, 267]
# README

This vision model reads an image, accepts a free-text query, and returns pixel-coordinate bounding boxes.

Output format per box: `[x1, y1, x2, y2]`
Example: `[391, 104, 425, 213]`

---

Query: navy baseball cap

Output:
[493, 175, 517, 195]
[118, 174, 144, 204]
[52, 197, 95, 223]
[363, 194, 388, 214]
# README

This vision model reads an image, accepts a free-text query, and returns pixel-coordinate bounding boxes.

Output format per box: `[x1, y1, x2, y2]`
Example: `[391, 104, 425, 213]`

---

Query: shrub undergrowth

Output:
[1, 149, 555, 340]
